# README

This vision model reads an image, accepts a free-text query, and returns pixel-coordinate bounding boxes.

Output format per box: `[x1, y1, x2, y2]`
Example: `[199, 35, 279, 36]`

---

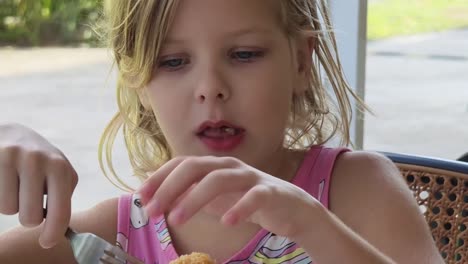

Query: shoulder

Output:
[71, 197, 120, 244]
[332, 149, 397, 177]
[328, 151, 442, 262]
[329, 150, 409, 228]
[330, 150, 403, 194]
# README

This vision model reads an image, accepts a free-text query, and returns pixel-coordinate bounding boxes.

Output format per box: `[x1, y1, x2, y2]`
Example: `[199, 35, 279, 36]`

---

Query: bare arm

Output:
[0, 197, 118, 264]
[292, 151, 444, 264]
[307, 151, 443, 263]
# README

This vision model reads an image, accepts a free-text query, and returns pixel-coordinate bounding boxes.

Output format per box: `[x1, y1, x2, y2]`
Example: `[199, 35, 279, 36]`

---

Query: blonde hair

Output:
[98, 0, 366, 191]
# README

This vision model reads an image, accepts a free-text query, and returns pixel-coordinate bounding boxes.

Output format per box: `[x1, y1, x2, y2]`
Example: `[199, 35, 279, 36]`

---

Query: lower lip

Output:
[198, 132, 245, 152]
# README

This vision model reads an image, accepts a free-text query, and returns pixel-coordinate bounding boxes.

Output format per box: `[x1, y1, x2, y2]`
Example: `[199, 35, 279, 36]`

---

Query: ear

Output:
[137, 88, 152, 110]
[293, 36, 316, 95]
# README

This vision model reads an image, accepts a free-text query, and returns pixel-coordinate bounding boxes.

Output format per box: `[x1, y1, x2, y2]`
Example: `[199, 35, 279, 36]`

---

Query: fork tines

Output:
[100, 248, 145, 264]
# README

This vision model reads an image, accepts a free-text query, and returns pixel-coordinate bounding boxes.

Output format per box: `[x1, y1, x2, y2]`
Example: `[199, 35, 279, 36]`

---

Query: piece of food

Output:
[169, 252, 216, 264]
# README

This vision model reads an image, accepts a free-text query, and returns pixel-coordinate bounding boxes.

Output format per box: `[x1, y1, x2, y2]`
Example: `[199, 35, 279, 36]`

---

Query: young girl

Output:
[0, 0, 443, 263]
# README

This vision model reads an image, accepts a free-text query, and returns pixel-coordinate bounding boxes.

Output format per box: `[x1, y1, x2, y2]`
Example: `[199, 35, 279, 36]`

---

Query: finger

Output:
[47, 153, 79, 194]
[136, 156, 186, 205]
[61, 155, 79, 191]
[18, 158, 45, 227]
[221, 185, 268, 226]
[39, 163, 74, 248]
[167, 168, 254, 225]
[145, 156, 230, 216]
[0, 156, 19, 214]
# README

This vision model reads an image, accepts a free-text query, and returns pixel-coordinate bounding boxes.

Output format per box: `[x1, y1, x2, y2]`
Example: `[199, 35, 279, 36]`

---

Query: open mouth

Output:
[198, 126, 242, 138]
[196, 121, 245, 151]
[196, 121, 245, 138]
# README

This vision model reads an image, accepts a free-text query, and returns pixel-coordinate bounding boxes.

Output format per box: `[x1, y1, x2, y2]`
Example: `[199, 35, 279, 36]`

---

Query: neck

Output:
[257, 147, 306, 182]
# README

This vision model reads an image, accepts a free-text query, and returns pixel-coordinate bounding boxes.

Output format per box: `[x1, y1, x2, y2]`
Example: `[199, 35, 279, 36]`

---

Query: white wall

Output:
[328, 0, 368, 149]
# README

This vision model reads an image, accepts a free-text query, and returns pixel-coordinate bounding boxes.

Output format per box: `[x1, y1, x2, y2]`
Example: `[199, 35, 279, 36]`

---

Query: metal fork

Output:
[43, 208, 144, 264]
[65, 227, 145, 264]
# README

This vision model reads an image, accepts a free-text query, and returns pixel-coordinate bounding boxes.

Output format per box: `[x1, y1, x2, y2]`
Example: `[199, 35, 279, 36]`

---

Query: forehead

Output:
[166, 0, 283, 39]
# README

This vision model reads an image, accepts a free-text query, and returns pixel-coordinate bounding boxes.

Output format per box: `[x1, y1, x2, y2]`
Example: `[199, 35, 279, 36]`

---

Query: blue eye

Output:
[158, 58, 188, 70]
[231, 50, 264, 62]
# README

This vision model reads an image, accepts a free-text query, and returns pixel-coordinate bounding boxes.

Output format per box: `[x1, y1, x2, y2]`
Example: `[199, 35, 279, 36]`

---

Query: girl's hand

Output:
[0, 123, 78, 248]
[137, 156, 323, 238]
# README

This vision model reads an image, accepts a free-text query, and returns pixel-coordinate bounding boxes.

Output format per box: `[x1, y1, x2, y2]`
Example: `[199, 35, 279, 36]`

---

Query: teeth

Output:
[223, 127, 236, 135]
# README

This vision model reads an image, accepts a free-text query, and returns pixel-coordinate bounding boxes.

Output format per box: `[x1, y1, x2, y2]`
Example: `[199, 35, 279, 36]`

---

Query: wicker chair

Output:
[383, 152, 468, 264]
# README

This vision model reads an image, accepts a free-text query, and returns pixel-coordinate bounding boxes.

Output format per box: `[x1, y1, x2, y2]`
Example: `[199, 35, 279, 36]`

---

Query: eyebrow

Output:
[227, 27, 275, 37]
[163, 27, 275, 45]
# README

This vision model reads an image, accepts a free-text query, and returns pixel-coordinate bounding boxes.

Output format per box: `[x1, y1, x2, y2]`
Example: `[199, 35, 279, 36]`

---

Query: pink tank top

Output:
[116, 146, 348, 263]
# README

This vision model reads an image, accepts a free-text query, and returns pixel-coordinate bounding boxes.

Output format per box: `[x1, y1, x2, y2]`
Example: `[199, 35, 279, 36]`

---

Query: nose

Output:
[195, 66, 230, 103]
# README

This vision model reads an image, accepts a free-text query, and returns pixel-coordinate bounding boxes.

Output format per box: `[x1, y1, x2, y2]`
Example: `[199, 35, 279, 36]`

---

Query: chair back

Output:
[384, 152, 468, 264]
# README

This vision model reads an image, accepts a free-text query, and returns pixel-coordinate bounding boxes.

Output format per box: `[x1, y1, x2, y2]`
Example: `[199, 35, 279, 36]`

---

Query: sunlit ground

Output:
[368, 0, 468, 39]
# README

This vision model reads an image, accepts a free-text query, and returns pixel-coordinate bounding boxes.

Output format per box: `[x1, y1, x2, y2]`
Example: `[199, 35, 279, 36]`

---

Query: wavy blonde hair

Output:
[98, 0, 366, 191]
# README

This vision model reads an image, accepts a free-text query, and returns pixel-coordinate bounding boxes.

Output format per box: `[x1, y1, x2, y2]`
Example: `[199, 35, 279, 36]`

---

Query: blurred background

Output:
[1, 0, 467, 232]
[0, 0, 102, 46]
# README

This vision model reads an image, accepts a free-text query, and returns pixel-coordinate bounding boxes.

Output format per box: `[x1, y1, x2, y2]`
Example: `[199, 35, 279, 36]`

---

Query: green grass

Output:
[368, 0, 468, 40]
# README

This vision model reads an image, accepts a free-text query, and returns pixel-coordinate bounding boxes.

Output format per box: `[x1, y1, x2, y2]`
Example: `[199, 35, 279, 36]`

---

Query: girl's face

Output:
[144, 0, 310, 169]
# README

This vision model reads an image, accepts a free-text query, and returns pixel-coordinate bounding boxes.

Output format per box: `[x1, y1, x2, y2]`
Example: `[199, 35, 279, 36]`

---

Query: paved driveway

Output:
[364, 29, 468, 158]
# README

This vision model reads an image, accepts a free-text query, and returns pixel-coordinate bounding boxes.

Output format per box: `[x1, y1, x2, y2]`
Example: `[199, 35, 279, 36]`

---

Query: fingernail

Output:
[135, 183, 146, 195]
[39, 236, 55, 249]
[169, 208, 185, 225]
[222, 212, 238, 226]
[135, 190, 150, 205]
[145, 200, 160, 216]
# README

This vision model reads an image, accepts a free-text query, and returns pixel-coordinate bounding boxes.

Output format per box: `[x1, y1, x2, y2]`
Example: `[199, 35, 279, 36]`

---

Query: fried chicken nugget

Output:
[169, 252, 216, 264]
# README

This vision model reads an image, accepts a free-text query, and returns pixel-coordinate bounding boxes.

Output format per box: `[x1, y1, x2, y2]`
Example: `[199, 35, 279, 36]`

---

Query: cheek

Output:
[144, 84, 163, 116]
[143, 82, 180, 135]
[239, 63, 295, 111]
[235, 75, 293, 141]
[244, 61, 296, 133]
